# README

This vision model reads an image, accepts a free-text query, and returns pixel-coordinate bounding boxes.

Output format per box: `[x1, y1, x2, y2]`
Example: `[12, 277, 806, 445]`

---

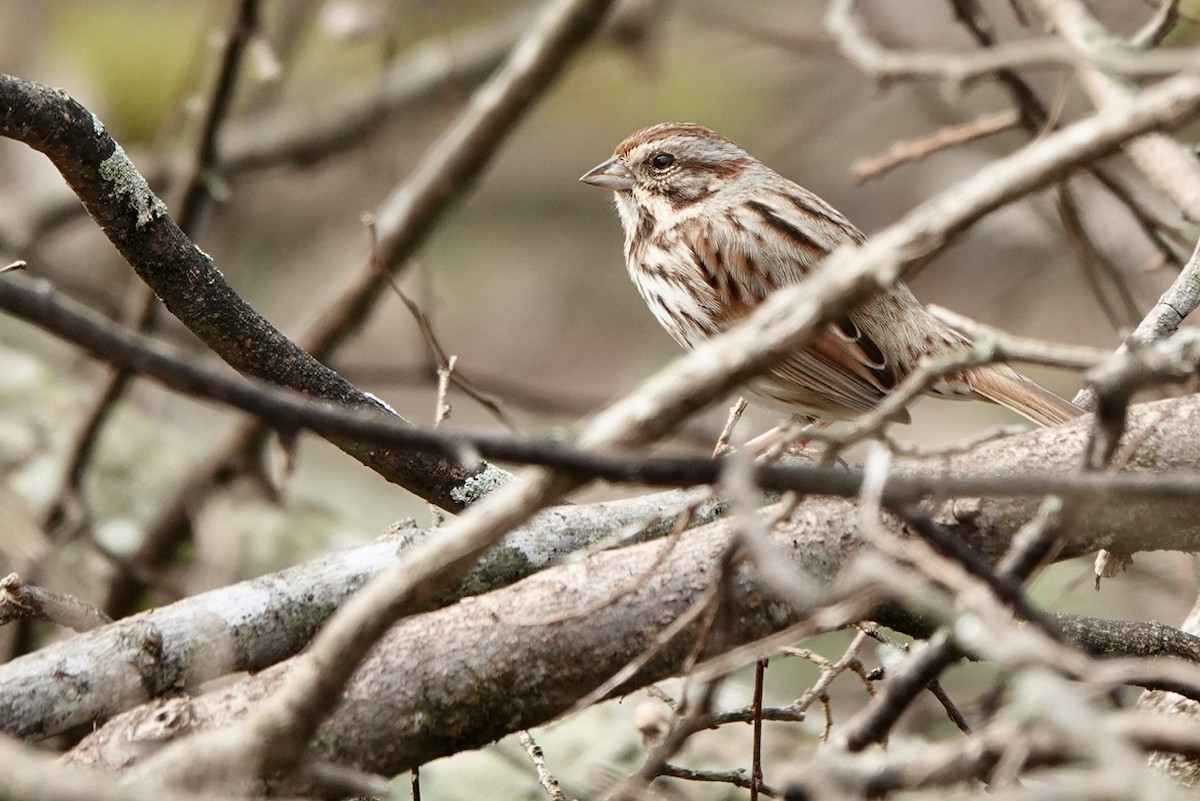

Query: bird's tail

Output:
[960, 364, 1083, 427]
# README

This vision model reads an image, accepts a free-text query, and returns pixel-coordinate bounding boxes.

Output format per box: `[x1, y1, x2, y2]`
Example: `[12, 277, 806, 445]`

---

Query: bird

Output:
[579, 122, 1082, 429]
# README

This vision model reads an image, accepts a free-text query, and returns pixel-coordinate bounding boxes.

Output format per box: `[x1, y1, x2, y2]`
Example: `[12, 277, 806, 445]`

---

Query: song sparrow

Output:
[580, 122, 1082, 428]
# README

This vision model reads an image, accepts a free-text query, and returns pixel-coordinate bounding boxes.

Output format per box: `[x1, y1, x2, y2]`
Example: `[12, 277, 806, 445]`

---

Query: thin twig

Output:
[659, 763, 781, 797]
[612, 675, 725, 801]
[927, 305, 1112, 368]
[927, 678, 973, 734]
[518, 730, 568, 801]
[750, 658, 766, 801]
[529, 502, 697, 626]
[714, 398, 747, 457]
[0, 573, 112, 632]
[782, 630, 876, 727]
[569, 580, 724, 715]
[364, 219, 519, 431]
[1054, 181, 1143, 333]
[853, 109, 1021, 182]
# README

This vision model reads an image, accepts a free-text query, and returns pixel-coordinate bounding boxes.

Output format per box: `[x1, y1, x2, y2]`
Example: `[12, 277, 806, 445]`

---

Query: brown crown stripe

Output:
[615, 122, 738, 155]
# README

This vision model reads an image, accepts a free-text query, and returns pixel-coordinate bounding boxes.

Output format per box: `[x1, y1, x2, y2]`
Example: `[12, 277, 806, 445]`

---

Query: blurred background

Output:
[0, 1, 1198, 796]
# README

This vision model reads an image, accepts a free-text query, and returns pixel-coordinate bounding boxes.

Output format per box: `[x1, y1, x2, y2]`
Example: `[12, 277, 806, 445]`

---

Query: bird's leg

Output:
[741, 416, 828, 461]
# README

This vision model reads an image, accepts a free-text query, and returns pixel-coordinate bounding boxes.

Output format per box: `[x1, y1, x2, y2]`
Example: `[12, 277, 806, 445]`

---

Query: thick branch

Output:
[64, 407, 1200, 780]
[3, 395, 1199, 744]
[0, 487, 717, 740]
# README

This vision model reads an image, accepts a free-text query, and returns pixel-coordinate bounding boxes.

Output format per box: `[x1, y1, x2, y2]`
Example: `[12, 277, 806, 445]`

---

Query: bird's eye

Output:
[650, 152, 675, 170]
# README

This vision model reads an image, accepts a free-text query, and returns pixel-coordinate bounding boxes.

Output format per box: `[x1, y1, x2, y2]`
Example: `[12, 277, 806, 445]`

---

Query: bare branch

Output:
[518, 730, 568, 801]
[852, 109, 1021, 182]
[828, 0, 1200, 87]
[0, 573, 112, 632]
[60, 466, 1200, 781]
[1030, 0, 1200, 221]
[1128, 235, 1200, 349]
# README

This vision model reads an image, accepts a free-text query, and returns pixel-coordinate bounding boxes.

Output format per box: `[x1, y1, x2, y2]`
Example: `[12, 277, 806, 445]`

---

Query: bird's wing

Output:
[694, 206, 907, 421]
[752, 318, 908, 421]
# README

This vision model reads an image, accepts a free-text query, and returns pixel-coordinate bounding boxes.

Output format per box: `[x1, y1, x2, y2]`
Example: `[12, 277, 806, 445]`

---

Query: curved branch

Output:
[0, 0, 612, 510]
[64, 432, 1200, 781]
[11, 269, 1200, 515]
[0, 73, 482, 507]
[6, 394, 1200, 744]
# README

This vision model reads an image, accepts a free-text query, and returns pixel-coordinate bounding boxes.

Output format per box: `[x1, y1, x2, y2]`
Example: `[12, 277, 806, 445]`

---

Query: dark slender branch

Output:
[927, 678, 972, 735]
[14, 270, 1200, 509]
[1055, 613, 1200, 662]
[659, 763, 780, 797]
[750, 659, 766, 800]
[0, 71, 487, 509]
[840, 499, 1068, 751]
[892, 503, 1062, 634]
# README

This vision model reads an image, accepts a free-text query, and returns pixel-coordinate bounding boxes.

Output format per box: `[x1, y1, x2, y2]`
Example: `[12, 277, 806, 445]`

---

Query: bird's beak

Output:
[580, 156, 635, 192]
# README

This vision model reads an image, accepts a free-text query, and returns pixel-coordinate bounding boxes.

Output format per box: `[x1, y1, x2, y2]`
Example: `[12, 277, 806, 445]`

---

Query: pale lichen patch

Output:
[98, 143, 167, 227]
[449, 463, 512, 506]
